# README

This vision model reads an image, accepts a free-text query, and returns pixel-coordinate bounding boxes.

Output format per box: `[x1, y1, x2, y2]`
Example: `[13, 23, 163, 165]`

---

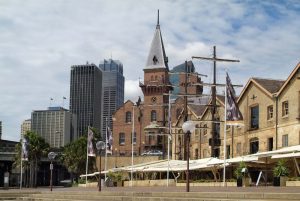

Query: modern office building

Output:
[31, 107, 75, 148]
[0, 121, 2, 139]
[69, 63, 102, 137]
[99, 59, 124, 138]
[21, 119, 31, 138]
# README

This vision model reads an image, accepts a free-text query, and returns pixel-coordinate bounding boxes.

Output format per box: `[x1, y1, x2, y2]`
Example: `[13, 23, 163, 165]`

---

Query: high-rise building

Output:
[21, 119, 31, 138]
[31, 107, 75, 148]
[70, 63, 102, 137]
[99, 59, 124, 138]
[0, 121, 2, 140]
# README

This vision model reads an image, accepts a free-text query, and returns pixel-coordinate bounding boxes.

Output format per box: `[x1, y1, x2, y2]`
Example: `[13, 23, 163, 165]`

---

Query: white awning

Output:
[253, 145, 300, 158]
[271, 152, 300, 159]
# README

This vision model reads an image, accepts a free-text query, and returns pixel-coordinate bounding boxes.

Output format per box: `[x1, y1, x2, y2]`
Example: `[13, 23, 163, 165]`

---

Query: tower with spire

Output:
[139, 10, 173, 153]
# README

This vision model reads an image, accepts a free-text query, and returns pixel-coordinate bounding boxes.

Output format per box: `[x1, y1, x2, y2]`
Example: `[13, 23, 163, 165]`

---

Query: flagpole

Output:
[131, 105, 135, 187]
[85, 126, 89, 187]
[223, 71, 227, 187]
[167, 91, 171, 187]
[20, 138, 23, 189]
[104, 118, 108, 183]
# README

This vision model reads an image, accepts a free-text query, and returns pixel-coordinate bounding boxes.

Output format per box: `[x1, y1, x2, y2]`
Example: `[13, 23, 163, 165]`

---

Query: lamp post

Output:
[48, 152, 56, 191]
[182, 121, 195, 192]
[96, 141, 105, 192]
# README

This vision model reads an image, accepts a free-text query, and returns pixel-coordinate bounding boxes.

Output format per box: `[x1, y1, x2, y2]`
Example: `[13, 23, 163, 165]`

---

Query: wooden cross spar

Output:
[192, 46, 240, 158]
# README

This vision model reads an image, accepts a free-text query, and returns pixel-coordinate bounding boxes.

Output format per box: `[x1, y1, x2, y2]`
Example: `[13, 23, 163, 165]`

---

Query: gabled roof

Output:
[198, 95, 225, 120]
[144, 13, 168, 70]
[188, 104, 206, 118]
[252, 78, 285, 94]
[237, 77, 284, 102]
[276, 62, 300, 96]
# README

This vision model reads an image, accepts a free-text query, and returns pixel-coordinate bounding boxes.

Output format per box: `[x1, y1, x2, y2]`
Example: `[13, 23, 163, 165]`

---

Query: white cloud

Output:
[0, 0, 300, 141]
[124, 80, 143, 102]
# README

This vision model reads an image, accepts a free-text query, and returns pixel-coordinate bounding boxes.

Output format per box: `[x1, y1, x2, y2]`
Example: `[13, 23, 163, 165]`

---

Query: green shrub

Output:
[234, 161, 247, 179]
[273, 159, 289, 177]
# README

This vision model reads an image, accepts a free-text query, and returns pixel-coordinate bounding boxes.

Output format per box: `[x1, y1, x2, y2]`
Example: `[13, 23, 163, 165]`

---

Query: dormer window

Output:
[153, 56, 158, 65]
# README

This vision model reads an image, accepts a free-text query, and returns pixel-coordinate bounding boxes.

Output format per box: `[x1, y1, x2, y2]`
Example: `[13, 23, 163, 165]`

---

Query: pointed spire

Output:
[144, 10, 168, 70]
[157, 9, 160, 28]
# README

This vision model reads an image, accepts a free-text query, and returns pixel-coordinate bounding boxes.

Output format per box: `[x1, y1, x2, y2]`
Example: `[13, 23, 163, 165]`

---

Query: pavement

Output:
[2, 185, 300, 193]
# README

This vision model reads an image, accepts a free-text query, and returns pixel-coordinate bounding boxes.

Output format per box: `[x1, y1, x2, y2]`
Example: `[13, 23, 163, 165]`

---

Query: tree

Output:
[14, 131, 50, 187]
[60, 128, 102, 181]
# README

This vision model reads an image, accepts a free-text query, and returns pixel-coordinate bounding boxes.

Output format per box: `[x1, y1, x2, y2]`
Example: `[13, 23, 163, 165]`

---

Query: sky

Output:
[0, 0, 300, 142]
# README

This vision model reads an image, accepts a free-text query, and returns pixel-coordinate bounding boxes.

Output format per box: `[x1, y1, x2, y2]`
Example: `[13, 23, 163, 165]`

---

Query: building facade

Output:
[21, 119, 31, 138]
[31, 107, 75, 148]
[69, 63, 102, 137]
[0, 121, 2, 139]
[99, 59, 124, 139]
[188, 63, 300, 160]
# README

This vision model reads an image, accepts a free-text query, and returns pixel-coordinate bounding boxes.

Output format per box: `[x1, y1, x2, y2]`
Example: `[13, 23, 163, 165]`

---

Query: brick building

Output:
[112, 16, 203, 157]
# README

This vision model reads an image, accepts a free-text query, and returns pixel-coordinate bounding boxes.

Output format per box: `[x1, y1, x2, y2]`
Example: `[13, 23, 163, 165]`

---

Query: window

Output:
[203, 149, 208, 158]
[250, 137, 259, 154]
[125, 111, 131, 123]
[282, 134, 288, 147]
[226, 145, 230, 159]
[282, 101, 289, 116]
[236, 142, 241, 155]
[268, 137, 273, 151]
[151, 110, 157, 122]
[131, 132, 136, 144]
[267, 105, 273, 120]
[250, 105, 259, 129]
[195, 148, 199, 159]
[119, 133, 125, 145]
[203, 124, 207, 136]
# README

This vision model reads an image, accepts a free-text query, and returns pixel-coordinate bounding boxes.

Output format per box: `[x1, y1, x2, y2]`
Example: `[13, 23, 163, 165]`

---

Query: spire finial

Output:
[157, 9, 160, 27]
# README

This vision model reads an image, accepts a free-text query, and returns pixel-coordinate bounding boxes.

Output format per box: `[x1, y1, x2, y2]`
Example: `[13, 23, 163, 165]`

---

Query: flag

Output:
[87, 127, 95, 157]
[106, 127, 113, 154]
[226, 73, 243, 125]
[21, 136, 29, 161]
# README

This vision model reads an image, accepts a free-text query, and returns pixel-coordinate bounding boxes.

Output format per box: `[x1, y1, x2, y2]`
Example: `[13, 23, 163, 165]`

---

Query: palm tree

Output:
[14, 131, 49, 187]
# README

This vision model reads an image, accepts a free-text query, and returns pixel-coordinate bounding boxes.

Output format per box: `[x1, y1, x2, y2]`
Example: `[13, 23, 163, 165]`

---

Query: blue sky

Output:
[0, 0, 300, 141]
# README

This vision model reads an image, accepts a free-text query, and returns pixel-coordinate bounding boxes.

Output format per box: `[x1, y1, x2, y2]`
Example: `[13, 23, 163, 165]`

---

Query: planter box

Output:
[78, 182, 98, 187]
[176, 182, 237, 187]
[273, 177, 287, 187]
[286, 181, 300, 186]
[124, 179, 175, 187]
[242, 177, 251, 187]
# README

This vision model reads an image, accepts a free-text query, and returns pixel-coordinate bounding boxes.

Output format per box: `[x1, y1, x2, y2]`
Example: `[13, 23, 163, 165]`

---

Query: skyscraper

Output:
[0, 121, 2, 140]
[70, 63, 102, 137]
[99, 59, 124, 138]
[31, 107, 74, 148]
[21, 119, 31, 138]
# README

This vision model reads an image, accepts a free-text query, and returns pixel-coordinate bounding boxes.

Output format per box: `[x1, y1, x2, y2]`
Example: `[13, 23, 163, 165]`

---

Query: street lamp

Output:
[48, 152, 56, 191]
[96, 141, 105, 192]
[182, 121, 195, 192]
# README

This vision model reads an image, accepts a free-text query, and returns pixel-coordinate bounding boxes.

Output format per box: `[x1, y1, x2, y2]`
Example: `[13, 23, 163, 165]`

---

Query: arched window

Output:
[151, 110, 157, 122]
[125, 111, 131, 123]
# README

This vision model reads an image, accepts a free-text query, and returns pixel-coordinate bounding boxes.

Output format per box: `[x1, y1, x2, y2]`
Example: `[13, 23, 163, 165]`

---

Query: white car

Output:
[142, 150, 163, 156]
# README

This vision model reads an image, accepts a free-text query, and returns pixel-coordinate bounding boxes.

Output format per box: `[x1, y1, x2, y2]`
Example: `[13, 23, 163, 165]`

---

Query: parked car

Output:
[142, 150, 163, 156]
